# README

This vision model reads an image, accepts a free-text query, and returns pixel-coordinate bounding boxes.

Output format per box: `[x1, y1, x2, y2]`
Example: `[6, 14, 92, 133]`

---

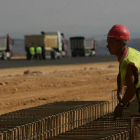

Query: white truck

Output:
[25, 31, 64, 60]
[0, 34, 12, 60]
[70, 36, 96, 57]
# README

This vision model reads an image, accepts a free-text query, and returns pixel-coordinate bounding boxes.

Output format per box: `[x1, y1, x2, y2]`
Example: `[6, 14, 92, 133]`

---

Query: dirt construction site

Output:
[0, 61, 140, 139]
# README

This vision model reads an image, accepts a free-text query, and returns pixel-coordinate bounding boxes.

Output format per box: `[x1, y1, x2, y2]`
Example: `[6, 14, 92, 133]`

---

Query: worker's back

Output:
[36, 46, 42, 54]
[30, 47, 35, 55]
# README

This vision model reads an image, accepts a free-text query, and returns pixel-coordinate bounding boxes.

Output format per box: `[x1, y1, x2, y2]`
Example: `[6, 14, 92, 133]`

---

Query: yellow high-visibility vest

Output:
[36, 46, 42, 54]
[120, 47, 140, 89]
[30, 47, 35, 55]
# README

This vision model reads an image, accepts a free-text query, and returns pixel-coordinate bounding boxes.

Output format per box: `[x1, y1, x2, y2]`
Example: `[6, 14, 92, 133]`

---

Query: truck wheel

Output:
[51, 51, 57, 59]
[2, 52, 7, 60]
[72, 52, 76, 57]
[90, 51, 96, 57]
[89, 52, 93, 57]
[44, 51, 48, 60]
[42, 52, 46, 60]
[81, 51, 85, 57]
[62, 51, 66, 58]
[57, 52, 62, 59]
[26, 53, 31, 60]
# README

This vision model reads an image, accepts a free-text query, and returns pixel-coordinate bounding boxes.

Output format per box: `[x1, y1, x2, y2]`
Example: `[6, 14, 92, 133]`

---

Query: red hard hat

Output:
[106, 24, 131, 41]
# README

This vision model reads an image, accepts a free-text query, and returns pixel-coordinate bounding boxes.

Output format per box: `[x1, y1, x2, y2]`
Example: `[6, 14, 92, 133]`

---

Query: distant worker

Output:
[36, 45, 42, 60]
[29, 46, 35, 61]
[106, 24, 140, 118]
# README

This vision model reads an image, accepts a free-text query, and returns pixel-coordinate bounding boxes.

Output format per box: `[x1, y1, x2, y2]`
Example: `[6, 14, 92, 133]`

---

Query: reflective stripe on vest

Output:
[120, 47, 140, 88]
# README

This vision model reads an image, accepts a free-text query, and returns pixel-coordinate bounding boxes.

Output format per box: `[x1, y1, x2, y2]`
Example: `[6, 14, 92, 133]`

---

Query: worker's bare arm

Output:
[114, 64, 136, 118]
[121, 64, 136, 104]
[117, 72, 125, 102]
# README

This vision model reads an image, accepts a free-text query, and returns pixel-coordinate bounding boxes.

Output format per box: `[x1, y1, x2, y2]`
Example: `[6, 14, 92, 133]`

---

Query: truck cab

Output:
[0, 34, 12, 60]
[61, 33, 67, 57]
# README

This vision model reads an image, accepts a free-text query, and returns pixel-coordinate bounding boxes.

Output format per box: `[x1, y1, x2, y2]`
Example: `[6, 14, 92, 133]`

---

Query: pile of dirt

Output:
[23, 70, 45, 76]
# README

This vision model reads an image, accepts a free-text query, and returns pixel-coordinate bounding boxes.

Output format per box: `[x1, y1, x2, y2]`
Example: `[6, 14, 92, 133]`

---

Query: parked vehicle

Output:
[0, 34, 12, 60]
[25, 31, 64, 60]
[70, 36, 96, 57]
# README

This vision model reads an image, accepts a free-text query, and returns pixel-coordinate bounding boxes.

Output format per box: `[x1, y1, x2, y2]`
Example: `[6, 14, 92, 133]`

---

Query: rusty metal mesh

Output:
[1, 90, 140, 140]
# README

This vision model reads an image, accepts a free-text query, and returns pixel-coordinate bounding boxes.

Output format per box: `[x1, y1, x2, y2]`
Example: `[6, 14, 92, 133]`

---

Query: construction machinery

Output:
[25, 31, 64, 60]
[70, 36, 96, 57]
[0, 34, 12, 60]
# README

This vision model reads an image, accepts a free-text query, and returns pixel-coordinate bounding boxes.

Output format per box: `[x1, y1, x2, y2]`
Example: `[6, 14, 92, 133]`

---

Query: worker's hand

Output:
[114, 104, 124, 119]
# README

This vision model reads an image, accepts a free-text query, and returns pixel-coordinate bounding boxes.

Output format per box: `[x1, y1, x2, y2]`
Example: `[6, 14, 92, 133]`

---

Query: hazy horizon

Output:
[0, 0, 140, 40]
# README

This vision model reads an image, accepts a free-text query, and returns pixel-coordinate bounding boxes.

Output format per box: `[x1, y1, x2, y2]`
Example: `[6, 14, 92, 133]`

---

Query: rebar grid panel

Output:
[0, 98, 115, 140]
[47, 116, 130, 140]
[48, 94, 140, 140]
[129, 116, 140, 140]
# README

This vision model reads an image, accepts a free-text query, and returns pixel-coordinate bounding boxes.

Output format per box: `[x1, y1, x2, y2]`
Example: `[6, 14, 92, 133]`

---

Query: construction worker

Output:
[29, 46, 35, 61]
[106, 24, 140, 118]
[36, 45, 42, 60]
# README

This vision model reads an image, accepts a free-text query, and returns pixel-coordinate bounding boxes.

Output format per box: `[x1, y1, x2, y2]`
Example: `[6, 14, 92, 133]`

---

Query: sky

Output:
[0, 0, 140, 39]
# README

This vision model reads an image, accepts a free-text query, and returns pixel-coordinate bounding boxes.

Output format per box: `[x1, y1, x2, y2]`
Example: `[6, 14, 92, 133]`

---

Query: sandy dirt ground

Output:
[0, 61, 119, 115]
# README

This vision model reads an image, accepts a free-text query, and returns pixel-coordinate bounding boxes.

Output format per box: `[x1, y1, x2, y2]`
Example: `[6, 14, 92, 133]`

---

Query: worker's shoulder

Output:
[129, 47, 140, 55]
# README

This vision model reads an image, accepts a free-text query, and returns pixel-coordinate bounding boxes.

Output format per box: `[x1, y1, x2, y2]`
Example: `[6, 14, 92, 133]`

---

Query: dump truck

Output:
[0, 34, 12, 60]
[25, 31, 63, 60]
[70, 36, 96, 57]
